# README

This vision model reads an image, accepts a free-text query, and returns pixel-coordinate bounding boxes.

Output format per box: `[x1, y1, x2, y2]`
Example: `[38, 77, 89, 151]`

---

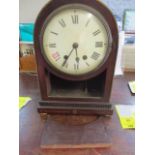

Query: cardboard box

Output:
[19, 42, 37, 72]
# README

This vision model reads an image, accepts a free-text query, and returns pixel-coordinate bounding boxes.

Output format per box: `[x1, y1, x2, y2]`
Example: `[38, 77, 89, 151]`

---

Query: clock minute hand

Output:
[62, 48, 74, 67]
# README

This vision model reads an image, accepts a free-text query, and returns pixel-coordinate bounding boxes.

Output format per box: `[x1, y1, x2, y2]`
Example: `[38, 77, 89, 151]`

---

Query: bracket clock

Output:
[34, 0, 118, 116]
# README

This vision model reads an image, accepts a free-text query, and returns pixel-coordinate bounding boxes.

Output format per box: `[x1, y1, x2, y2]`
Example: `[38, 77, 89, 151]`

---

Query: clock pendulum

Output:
[34, 0, 118, 116]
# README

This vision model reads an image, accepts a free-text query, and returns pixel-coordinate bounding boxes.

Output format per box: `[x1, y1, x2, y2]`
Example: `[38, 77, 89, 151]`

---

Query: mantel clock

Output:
[34, 0, 118, 115]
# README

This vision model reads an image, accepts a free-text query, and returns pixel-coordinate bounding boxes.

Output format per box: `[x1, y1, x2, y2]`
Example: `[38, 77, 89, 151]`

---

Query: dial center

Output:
[73, 42, 79, 49]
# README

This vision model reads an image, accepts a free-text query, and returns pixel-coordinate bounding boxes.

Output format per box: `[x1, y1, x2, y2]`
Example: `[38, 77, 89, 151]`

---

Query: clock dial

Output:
[42, 4, 111, 75]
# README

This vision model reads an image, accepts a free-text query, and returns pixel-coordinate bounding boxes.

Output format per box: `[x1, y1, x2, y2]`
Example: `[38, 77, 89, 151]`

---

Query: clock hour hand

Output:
[62, 43, 79, 67]
[62, 48, 74, 67]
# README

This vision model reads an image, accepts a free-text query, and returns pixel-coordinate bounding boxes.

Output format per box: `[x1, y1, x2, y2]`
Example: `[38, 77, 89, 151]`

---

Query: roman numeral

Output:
[74, 63, 79, 70]
[49, 43, 56, 48]
[72, 15, 78, 24]
[85, 20, 90, 27]
[93, 30, 101, 36]
[95, 42, 103, 48]
[91, 52, 100, 60]
[65, 63, 68, 68]
[85, 62, 90, 67]
[52, 52, 61, 61]
[51, 31, 58, 35]
[59, 19, 66, 27]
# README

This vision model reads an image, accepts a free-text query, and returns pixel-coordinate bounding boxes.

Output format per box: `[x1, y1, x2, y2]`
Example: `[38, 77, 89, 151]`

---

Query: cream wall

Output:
[19, 0, 50, 23]
[19, 0, 134, 23]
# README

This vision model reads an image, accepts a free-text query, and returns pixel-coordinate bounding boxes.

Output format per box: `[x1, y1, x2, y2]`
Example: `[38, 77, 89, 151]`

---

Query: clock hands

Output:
[62, 48, 74, 67]
[62, 43, 79, 67]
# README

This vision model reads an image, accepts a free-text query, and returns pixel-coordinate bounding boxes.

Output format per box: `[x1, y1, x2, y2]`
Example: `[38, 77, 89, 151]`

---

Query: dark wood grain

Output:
[41, 116, 112, 149]
[19, 72, 135, 155]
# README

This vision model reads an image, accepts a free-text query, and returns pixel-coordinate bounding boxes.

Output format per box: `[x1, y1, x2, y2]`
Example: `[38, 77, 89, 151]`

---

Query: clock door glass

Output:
[42, 4, 111, 76]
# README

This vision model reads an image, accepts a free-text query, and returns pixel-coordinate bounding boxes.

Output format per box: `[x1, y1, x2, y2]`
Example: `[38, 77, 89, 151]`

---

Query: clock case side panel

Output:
[34, 0, 118, 115]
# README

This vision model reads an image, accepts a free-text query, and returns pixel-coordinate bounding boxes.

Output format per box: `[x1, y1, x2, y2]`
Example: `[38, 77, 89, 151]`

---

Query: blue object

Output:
[124, 35, 135, 44]
[19, 23, 34, 42]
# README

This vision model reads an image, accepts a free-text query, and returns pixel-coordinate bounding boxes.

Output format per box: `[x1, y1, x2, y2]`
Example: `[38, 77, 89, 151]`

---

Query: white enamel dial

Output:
[42, 4, 111, 75]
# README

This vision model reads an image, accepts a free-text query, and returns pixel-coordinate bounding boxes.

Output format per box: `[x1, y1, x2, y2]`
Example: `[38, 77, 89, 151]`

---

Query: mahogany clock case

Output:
[34, 0, 118, 115]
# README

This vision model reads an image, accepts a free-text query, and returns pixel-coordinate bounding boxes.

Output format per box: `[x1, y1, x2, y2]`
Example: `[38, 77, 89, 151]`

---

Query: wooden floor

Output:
[19, 72, 135, 155]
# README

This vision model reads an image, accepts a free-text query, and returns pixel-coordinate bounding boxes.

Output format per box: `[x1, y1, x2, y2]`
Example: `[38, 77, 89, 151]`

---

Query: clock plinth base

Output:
[40, 115, 112, 149]
[38, 101, 113, 116]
